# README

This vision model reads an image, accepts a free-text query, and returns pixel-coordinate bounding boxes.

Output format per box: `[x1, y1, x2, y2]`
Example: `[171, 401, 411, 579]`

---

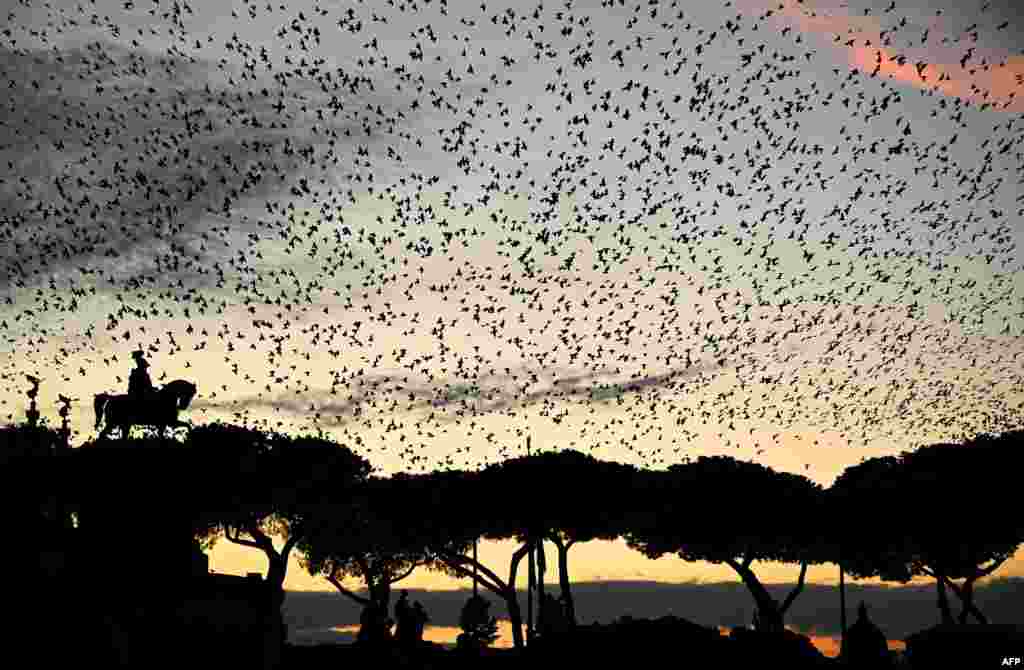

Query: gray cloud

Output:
[190, 361, 727, 427]
[0, 37, 429, 310]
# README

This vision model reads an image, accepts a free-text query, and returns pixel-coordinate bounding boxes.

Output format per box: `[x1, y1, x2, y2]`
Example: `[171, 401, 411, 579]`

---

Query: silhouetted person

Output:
[843, 602, 892, 668]
[412, 600, 429, 645]
[395, 589, 414, 648]
[752, 606, 783, 633]
[357, 602, 391, 647]
[540, 593, 567, 635]
[128, 349, 155, 409]
[357, 604, 375, 645]
[458, 593, 499, 651]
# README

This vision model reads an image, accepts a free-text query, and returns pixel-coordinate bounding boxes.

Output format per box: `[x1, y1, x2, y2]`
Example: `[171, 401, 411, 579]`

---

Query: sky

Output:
[3, 0, 1024, 589]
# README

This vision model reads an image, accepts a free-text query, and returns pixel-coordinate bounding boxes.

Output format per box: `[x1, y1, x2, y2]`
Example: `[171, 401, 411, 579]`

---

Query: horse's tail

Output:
[94, 393, 110, 430]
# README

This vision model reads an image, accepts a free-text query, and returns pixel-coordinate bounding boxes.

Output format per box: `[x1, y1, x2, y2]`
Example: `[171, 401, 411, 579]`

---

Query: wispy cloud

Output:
[192, 361, 728, 424]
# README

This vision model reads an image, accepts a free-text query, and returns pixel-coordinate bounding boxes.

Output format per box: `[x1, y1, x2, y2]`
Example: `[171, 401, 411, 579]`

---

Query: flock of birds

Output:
[0, 0, 1022, 474]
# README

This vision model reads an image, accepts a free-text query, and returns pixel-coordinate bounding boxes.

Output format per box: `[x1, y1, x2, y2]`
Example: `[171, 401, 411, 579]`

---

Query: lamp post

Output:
[56, 395, 75, 529]
[839, 557, 847, 659]
[526, 434, 534, 646]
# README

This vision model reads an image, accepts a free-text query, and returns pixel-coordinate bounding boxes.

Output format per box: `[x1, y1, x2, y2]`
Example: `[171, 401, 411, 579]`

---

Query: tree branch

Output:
[326, 574, 371, 606]
[977, 556, 1008, 578]
[779, 561, 808, 615]
[224, 525, 262, 550]
[940, 574, 988, 624]
[354, 555, 372, 583]
[437, 549, 507, 592]
[938, 573, 975, 604]
[388, 561, 419, 585]
[238, 523, 277, 556]
[508, 542, 531, 596]
[438, 556, 505, 595]
[281, 531, 303, 560]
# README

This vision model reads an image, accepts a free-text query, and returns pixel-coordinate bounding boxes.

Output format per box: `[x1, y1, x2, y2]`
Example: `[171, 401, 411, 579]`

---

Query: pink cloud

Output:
[737, 1, 1023, 111]
[848, 46, 1024, 111]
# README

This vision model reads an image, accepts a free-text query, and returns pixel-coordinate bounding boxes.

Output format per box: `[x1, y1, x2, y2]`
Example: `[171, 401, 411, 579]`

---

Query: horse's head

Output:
[178, 381, 197, 410]
[163, 379, 197, 410]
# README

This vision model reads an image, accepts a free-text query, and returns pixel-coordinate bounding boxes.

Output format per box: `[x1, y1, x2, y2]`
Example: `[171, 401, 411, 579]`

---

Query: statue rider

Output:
[128, 349, 156, 414]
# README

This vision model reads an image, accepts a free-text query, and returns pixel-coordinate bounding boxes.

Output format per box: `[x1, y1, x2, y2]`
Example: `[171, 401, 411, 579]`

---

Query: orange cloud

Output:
[848, 47, 1024, 111]
[738, 1, 1023, 111]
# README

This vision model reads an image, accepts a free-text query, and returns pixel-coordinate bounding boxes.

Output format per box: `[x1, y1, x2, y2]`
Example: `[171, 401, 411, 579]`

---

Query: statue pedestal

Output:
[51, 442, 284, 669]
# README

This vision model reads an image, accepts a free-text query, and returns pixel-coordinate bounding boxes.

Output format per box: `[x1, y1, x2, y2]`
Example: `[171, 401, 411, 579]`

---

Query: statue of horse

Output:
[94, 379, 197, 440]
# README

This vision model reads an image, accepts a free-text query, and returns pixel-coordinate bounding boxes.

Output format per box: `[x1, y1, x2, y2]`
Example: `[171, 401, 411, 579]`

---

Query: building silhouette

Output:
[21, 437, 284, 669]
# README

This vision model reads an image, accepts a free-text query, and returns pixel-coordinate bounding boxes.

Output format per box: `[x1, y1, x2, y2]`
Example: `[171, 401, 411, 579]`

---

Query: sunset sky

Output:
[2, 0, 1023, 590]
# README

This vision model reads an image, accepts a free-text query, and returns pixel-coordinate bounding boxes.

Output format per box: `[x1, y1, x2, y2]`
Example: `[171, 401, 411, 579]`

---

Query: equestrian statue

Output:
[94, 349, 196, 440]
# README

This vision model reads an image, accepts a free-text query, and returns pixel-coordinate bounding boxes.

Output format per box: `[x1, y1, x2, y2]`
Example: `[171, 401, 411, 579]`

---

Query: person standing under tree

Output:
[458, 593, 499, 651]
[395, 590, 413, 648]
[412, 601, 429, 646]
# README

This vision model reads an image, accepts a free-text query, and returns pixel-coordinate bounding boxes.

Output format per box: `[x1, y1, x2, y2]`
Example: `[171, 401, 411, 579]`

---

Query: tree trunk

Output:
[726, 559, 783, 633]
[506, 587, 524, 650]
[527, 538, 535, 645]
[936, 575, 955, 625]
[778, 561, 808, 619]
[435, 542, 532, 650]
[552, 537, 577, 627]
[931, 557, 1004, 625]
[536, 537, 547, 634]
[957, 579, 972, 625]
[223, 526, 289, 614]
[374, 579, 393, 620]
[839, 561, 847, 655]
[947, 576, 988, 624]
[264, 553, 288, 651]
[508, 543, 531, 650]
[266, 553, 286, 589]
[369, 578, 394, 641]
[266, 554, 287, 611]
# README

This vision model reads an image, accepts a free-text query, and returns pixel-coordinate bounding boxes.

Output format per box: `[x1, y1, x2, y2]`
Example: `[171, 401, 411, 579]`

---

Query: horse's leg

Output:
[98, 409, 107, 439]
[98, 409, 113, 440]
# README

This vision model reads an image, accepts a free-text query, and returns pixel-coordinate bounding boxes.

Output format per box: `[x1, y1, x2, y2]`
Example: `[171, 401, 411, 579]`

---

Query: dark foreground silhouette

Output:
[279, 615, 1021, 670]
[9, 402, 1022, 670]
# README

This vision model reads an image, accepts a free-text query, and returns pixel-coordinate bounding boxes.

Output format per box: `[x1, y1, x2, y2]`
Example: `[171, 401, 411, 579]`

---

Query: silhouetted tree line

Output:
[5, 421, 1022, 654]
